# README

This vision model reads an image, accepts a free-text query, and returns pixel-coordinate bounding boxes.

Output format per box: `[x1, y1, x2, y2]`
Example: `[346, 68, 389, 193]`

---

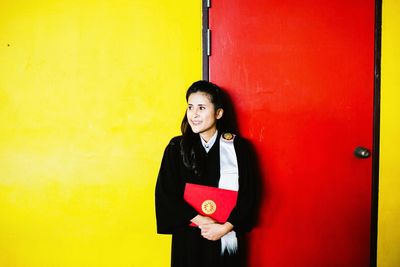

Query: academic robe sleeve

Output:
[155, 137, 198, 234]
[227, 137, 259, 233]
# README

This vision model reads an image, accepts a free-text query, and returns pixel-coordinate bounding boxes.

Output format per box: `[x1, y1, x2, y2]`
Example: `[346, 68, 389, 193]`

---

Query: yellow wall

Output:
[378, 0, 400, 266]
[0, 1, 201, 266]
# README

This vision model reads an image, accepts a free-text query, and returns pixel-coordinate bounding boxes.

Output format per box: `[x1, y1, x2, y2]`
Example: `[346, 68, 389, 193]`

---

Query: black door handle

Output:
[354, 146, 371, 159]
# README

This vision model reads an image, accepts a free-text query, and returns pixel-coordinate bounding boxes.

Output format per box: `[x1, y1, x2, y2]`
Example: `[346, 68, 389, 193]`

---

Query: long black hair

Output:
[180, 80, 237, 176]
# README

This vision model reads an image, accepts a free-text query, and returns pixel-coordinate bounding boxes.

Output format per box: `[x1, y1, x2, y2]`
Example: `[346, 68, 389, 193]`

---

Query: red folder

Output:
[184, 183, 238, 227]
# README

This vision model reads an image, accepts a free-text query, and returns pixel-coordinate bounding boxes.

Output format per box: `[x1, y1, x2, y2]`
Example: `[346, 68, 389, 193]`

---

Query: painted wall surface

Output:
[0, 1, 201, 266]
[378, 0, 400, 266]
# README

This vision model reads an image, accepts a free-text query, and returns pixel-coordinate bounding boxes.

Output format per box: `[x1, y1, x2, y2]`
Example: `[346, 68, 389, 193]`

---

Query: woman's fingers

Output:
[199, 224, 225, 241]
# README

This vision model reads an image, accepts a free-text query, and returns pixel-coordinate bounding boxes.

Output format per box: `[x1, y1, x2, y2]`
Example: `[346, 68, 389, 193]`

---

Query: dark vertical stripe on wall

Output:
[371, 0, 382, 266]
[202, 0, 209, 80]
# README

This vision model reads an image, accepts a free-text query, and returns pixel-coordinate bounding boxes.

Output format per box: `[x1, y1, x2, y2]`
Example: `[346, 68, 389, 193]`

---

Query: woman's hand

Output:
[191, 215, 216, 226]
[199, 222, 234, 241]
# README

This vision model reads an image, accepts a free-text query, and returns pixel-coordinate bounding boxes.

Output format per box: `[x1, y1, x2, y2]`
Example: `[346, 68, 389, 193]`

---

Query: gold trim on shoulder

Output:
[222, 132, 234, 141]
[201, 200, 217, 215]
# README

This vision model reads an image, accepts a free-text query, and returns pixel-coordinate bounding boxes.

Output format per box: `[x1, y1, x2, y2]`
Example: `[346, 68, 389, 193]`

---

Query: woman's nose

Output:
[192, 108, 199, 117]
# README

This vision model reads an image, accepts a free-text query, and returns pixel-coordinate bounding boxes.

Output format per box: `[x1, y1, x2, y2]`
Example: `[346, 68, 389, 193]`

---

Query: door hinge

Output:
[207, 29, 211, 56]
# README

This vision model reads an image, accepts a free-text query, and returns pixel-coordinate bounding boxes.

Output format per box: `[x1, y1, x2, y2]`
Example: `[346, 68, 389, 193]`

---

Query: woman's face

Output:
[186, 92, 223, 141]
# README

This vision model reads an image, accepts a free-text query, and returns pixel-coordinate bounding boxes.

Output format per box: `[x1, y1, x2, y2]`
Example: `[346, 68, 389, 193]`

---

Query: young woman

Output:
[155, 80, 257, 267]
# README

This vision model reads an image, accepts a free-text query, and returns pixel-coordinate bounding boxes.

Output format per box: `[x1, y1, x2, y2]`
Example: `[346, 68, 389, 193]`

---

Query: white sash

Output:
[218, 134, 239, 255]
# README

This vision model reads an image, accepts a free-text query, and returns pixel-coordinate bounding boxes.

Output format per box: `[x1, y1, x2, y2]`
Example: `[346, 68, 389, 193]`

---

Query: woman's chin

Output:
[191, 129, 201, 134]
[189, 126, 202, 133]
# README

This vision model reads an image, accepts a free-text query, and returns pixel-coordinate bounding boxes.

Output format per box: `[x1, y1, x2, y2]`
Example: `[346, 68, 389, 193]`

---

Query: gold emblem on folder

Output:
[201, 200, 216, 215]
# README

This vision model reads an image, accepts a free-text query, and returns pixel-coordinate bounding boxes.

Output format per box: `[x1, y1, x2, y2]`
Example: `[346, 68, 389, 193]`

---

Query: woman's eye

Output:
[200, 106, 205, 110]
[188, 106, 192, 110]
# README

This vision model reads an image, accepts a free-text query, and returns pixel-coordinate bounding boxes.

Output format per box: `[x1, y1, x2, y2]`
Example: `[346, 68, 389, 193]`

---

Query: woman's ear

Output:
[216, 108, 224, 120]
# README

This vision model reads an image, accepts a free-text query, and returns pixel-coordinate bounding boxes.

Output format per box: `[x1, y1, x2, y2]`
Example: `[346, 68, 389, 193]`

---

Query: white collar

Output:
[200, 130, 218, 153]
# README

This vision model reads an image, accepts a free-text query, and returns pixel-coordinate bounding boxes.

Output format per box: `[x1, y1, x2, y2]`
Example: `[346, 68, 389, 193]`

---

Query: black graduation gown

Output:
[155, 133, 256, 267]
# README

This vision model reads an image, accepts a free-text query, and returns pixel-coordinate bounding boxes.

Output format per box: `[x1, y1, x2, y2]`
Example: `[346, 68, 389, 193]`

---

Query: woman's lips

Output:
[191, 120, 202, 125]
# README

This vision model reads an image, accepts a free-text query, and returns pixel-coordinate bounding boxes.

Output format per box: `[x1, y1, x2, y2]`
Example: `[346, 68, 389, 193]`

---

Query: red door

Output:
[208, 1, 375, 266]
